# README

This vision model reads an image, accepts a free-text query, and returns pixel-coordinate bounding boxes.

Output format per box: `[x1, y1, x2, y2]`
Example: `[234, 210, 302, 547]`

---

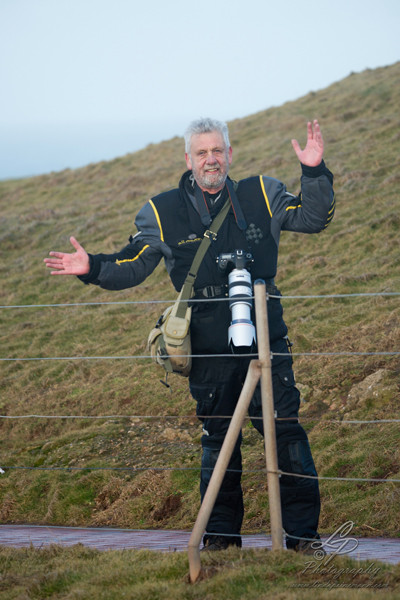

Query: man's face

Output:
[185, 131, 232, 193]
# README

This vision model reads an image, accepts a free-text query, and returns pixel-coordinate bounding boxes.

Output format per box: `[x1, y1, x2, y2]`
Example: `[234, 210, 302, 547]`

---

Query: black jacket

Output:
[80, 162, 334, 295]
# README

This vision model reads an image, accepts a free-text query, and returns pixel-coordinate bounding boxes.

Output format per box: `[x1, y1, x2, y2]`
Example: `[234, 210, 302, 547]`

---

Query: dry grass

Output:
[0, 62, 399, 539]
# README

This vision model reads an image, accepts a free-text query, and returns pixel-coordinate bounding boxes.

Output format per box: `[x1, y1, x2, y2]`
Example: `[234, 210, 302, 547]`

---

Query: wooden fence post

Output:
[188, 279, 284, 583]
[254, 280, 284, 551]
[188, 360, 261, 583]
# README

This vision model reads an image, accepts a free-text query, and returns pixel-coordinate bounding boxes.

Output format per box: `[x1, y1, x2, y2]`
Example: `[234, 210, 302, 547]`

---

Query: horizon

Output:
[1, 0, 399, 181]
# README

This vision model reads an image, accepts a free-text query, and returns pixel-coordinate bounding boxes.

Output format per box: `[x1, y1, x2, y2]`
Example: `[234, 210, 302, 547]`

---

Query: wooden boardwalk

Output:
[0, 525, 399, 564]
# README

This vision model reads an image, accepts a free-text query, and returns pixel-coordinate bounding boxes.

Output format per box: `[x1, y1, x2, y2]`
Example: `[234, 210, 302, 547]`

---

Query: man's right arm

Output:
[44, 200, 172, 291]
[79, 236, 164, 290]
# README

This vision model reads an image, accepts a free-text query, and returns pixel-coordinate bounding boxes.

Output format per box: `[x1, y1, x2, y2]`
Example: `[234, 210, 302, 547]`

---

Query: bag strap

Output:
[175, 196, 231, 318]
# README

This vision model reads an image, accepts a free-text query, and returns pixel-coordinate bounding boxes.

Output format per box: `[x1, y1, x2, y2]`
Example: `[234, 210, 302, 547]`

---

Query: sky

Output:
[0, 0, 399, 180]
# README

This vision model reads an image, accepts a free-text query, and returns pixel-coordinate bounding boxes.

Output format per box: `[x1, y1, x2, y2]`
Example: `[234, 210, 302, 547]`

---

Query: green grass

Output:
[0, 62, 400, 543]
[1, 545, 399, 600]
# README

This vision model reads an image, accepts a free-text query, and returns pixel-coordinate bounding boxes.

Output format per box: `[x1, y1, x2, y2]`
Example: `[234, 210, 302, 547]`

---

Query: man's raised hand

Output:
[291, 120, 324, 167]
[44, 236, 90, 276]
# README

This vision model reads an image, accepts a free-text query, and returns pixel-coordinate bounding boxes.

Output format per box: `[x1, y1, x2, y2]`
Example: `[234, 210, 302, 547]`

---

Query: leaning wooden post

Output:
[188, 360, 261, 583]
[253, 280, 284, 550]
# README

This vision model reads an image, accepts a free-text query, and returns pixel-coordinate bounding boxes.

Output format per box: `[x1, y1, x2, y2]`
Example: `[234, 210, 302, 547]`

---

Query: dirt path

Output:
[0, 525, 399, 564]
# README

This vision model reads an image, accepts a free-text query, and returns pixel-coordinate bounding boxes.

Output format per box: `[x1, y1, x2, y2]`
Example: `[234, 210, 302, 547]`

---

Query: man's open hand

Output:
[44, 236, 90, 276]
[291, 120, 324, 167]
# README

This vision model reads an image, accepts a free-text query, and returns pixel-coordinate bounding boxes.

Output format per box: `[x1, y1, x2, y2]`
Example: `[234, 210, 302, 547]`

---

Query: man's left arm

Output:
[271, 120, 335, 233]
[282, 160, 335, 233]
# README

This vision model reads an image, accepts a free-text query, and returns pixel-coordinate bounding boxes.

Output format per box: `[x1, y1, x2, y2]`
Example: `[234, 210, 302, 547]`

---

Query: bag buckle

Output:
[204, 229, 217, 241]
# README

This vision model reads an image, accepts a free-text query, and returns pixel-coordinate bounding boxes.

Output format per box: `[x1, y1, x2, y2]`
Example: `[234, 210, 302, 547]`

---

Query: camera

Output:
[217, 250, 256, 353]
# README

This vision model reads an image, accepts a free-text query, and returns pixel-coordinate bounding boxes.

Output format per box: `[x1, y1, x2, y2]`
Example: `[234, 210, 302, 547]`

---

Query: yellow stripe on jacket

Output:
[116, 245, 150, 265]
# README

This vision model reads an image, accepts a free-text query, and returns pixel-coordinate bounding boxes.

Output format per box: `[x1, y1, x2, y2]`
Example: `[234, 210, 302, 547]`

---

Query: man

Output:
[45, 117, 335, 552]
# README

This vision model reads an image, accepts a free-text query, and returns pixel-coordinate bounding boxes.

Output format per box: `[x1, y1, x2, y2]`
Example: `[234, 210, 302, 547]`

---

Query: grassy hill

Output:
[0, 62, 399, 539]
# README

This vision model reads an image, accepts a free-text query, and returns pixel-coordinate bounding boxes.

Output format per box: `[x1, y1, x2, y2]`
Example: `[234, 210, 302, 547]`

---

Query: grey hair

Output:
[184, 117, 230, 155]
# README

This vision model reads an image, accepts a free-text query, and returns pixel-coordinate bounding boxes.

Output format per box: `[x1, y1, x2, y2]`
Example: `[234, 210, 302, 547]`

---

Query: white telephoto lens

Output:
[228, 321, 256, 348]
[228, 269, 256, 350]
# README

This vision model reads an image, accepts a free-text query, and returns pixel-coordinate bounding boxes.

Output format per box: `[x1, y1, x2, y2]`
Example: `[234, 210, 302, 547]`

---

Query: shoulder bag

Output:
[147, 197, 231, 378]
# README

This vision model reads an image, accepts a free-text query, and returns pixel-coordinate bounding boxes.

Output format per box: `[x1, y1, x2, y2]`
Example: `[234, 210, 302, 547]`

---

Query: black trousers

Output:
[189, 336, 321, 549]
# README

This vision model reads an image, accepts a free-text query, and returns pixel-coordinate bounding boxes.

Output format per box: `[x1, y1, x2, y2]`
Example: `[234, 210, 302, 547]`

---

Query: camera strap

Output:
[226, 178, 247, 231]
[193, 178, 247, 231]
[176, 197, 231, 319]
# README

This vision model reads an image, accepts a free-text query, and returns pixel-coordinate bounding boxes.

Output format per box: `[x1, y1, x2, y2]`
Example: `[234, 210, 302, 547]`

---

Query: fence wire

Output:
[2, 350, 400, 362]
[1, 464, 399, 485]
[0, 414, 399, 425]
[1, 290, 400, 310]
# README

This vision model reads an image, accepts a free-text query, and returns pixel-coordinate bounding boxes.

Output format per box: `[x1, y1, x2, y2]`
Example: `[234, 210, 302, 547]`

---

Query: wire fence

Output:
[1, 290, 400, 310]
[1, 464, 399, 484]
[0, 413, 399, 424]
[1, 289, 399, 492]
[1, 351, 400, 362]
[1, 291, 399, 362]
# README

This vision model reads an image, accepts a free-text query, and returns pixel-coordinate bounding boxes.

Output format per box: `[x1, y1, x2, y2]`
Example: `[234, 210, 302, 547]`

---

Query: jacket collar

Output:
[180, 170, 247, 230]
